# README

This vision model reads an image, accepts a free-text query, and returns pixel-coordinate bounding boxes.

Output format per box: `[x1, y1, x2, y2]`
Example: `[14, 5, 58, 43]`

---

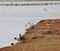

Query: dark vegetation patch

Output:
[31, 26, 34, 29]
[39, 20, 44, 23]
[42, 30, 53, 35]
[20, 36, 26, 40]
[25, 31, 30, 34]
[32, 37, 38, 39]
[40, 35, 46, 38]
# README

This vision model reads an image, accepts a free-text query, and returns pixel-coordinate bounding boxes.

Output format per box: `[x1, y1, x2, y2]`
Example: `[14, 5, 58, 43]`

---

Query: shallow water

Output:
[0, 5, 60, 48]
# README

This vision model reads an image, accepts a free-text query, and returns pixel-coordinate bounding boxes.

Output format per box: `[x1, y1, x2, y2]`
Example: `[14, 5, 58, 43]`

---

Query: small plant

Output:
[31, 26, 34, 29]
[48, 31, 52, 34]
[32, 37, 37, 39]
[25, 31, 29, 34]
[39, 20, 44, 23]
[20, 36, 26, 41]
[40, 35, 45, 38]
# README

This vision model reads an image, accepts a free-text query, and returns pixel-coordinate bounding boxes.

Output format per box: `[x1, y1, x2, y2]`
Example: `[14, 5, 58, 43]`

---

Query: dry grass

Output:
[3, 34, 60, 51]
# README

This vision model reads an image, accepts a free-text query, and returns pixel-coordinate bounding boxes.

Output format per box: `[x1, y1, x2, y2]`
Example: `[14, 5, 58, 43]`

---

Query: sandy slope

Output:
[1, 19, 60, 51]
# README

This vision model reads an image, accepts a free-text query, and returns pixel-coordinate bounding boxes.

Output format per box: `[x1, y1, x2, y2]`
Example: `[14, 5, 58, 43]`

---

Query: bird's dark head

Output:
[14, 37, 17, 40]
